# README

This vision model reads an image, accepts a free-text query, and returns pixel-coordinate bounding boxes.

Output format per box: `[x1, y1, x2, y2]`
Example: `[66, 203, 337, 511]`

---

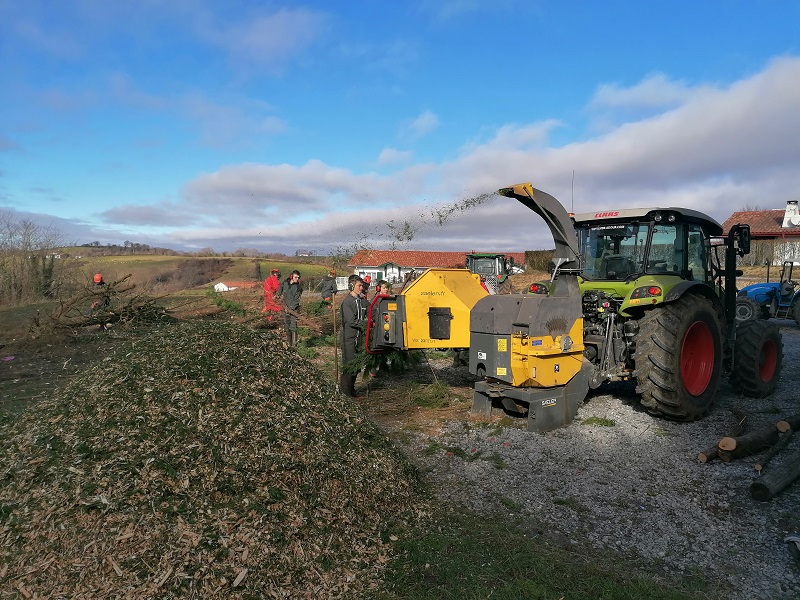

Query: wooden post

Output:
[332, 295, 339, 391]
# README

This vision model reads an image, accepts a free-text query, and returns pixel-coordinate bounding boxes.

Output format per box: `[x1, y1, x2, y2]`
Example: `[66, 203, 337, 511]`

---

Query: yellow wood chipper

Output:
[367, 183, 592, 432]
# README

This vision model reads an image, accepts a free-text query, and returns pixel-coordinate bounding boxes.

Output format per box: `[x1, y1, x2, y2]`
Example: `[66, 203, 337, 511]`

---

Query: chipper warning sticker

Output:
[497, 339, 507, 352]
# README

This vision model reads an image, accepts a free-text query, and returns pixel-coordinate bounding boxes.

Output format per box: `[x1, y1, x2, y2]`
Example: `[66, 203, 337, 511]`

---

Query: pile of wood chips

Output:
[0, 321, 427, 598]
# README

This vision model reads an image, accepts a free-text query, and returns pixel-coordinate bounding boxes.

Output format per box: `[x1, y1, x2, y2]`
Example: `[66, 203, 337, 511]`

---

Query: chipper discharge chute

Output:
[469, 183, 591, 432]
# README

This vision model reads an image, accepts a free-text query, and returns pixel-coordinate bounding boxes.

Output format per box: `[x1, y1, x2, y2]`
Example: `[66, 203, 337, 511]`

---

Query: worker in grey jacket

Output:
[339, 275, 366, 397]
[276, 270, 302, 347]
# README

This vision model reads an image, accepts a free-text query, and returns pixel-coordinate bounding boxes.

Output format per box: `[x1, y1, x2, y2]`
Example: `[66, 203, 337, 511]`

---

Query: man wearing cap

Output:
[319, 269, 337, 306]
[263, 268, 282, 322]
[276, 270, 302, 347]
[361, 275, 371, 299]
[91, 273, 110, 313]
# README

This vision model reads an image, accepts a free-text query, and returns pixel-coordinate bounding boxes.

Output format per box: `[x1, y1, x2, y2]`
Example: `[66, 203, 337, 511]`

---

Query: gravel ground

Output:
[399, 321, 800, 600]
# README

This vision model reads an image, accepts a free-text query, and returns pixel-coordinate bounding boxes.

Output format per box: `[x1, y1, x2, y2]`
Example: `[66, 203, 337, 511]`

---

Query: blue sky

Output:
[2, 0, 800, 254]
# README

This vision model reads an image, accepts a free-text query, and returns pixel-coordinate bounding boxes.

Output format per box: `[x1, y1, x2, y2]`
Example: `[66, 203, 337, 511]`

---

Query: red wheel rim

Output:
[759, 339, 778, 382]
[681, 321, 715, 396]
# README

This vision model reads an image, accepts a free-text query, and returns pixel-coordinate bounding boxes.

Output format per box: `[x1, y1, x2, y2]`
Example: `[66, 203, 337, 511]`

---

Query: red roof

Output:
[722, 209, 800, 238]
[348, 250, 527, 269]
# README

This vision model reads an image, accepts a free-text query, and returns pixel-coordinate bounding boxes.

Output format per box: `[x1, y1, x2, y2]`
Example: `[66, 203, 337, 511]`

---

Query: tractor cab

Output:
[465, 252, 516, 293]
[573, 208, 723, 286]
[778, 261, 797, 301]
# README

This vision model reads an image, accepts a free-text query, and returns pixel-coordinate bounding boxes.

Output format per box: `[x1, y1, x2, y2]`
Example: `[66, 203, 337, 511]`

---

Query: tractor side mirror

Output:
[738, 226, 751, 256]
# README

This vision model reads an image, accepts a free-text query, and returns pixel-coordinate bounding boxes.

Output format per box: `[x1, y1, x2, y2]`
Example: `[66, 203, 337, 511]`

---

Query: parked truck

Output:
[367, 182, 783, 432]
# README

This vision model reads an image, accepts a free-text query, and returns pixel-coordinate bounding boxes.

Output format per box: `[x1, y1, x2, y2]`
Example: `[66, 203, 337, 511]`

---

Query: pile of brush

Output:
[0, 320, 426, 598]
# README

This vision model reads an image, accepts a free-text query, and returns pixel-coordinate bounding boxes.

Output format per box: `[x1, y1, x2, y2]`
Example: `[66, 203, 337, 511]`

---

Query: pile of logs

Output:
[698, 410, 800, 502]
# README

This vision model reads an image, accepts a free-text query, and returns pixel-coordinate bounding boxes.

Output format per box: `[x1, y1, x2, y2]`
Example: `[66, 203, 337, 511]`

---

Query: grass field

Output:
[60, 254, 331, 288]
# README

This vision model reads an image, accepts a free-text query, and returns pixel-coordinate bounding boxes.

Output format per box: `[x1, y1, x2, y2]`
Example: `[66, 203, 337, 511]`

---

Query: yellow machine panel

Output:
[508, 318, 585, 387]
[398, 268, 488, 349]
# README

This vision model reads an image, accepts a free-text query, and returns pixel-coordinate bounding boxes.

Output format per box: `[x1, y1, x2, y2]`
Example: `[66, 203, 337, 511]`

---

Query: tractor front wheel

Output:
[735, 296, 760, 323]
[634, 294, 723, 421]
[732, 320, 782, 397]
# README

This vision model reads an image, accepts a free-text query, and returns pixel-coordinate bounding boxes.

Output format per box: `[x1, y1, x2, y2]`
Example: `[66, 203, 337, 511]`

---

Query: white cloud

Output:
[590, 72, 696, 110]
[180, 160, 405, 222]
[402, 110, 440, 140]
[258, 116, 288, 135]
[377, 148, 412, 165]
[12, 18, 83, 60]
[198, 8, 327, 73]
[418, 0, 522, 21]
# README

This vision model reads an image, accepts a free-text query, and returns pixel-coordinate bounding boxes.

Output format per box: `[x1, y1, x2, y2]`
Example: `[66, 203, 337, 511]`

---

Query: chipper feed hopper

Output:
[368, 183, 591, 432]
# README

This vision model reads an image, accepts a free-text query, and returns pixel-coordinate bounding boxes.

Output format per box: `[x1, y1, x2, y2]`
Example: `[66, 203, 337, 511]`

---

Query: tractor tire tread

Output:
[731, 319, 783, 398]
[633, 294, 723, 421]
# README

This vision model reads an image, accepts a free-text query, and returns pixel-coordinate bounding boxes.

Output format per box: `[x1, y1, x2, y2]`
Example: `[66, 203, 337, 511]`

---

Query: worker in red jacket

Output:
[263, 268, 282, 321]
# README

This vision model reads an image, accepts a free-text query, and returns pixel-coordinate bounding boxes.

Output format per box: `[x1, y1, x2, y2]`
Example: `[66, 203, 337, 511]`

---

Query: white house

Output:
[347, 250, 526, 284]
[213, 282, 238, 292]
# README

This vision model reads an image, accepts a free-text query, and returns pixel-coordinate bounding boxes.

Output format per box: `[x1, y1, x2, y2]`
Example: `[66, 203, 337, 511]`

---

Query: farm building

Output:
[212, 281, 258, 292]
[722, 200, 800, 265]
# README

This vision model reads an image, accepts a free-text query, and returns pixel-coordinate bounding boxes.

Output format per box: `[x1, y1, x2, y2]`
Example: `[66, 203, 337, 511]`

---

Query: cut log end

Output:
[750, 481, 772, 502]
[698, 448, 718, 463]
[718, 437, 737, 452]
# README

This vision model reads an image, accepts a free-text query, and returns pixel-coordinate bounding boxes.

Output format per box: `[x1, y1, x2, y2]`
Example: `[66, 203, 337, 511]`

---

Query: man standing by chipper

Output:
[339, 274, 366, 397]
[276, 270, 302, 347]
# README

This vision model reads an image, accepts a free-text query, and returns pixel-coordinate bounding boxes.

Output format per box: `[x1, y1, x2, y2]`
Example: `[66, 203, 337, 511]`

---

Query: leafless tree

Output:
[0, 211, 70, 306]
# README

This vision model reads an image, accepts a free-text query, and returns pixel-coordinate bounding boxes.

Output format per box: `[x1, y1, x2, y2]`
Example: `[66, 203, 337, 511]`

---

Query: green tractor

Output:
[506, 188, 783, 421]
[465, 252, 516, 293]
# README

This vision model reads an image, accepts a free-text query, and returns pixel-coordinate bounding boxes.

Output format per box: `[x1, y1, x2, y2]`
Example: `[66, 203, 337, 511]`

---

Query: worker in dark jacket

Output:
[319, 269, 337, 305]
[339, 275, 366, 397]
[276, 270, 302, 347]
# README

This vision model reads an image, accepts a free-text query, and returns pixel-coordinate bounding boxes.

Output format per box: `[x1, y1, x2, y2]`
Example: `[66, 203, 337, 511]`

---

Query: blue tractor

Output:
[736, 261, 800, 326]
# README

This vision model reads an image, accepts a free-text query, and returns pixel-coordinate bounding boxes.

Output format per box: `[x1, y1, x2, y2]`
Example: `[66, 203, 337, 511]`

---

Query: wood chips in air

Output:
[0, 321, 428, 599]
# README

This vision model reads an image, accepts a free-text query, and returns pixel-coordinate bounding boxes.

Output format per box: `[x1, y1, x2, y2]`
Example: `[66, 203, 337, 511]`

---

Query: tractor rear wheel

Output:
[735, 296, 760, 323]
[793, 302, 800, 328]
[634, 294, 723, 421]
[731, 320, 782, 397]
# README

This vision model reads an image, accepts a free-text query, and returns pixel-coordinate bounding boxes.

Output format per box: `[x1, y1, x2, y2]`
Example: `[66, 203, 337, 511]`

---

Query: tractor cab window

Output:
[687, 226, 708, 281]
[470, 258, 496, 276]
[578, 224, 646, 280]
[647, 224, 681, 274]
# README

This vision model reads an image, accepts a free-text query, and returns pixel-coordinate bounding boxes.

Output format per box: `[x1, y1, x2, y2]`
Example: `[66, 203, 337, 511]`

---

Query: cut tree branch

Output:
[750, 447, 800, 501]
